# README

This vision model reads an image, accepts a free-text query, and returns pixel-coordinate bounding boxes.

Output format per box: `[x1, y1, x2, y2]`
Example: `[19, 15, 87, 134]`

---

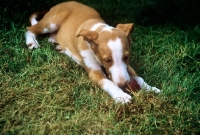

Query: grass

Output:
[0, 4, 200, 135]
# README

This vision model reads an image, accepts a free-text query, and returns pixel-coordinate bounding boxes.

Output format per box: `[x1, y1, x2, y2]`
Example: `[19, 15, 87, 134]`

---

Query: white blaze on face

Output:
[107, 37, 130, 85]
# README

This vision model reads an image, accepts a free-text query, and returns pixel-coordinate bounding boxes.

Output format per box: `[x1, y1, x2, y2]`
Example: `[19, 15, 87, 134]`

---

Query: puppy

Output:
[25, 1, 160, 103]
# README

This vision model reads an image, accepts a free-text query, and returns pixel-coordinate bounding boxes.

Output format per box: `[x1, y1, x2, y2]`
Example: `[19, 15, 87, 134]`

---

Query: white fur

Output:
[102, 25, 113, 32]
[107, 37, 130, 85]
[100, 79, 131, 103]
[48, 33, 57, 43]
[56, 45, 62, 50]
[50, 23, 57, 31]
[90, 23, 106, 31]
[30, 15, 38, 25]
[64, 48, 81, 65]
[90, 22, 113, 32]
[25, 31, 39, 49]
[42, 23, 57, 34]
[134, 76, 161, 93]
[48, 37, 56, 43]
[85, 42, 102, 65]
[80, 50, 101, 70]
[43, 28, 49, 33]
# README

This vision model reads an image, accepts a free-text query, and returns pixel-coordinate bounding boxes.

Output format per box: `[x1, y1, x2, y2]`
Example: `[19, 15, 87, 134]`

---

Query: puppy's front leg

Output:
[88, 70, 132, 103]
[128, 66, 161, 93]
[128, 65, 137, 77]
[133, 76, 161, 93]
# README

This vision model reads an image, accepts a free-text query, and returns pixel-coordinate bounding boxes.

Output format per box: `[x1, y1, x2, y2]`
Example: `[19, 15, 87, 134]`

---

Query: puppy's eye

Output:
[123, 56, 129, 61]
[104, 59, 112, 63]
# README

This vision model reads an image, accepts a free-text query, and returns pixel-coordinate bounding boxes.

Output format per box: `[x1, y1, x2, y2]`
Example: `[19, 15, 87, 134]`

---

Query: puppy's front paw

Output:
[151, 87, 161, 93]
[100, 79, 132, 104]
[113, 91, 132, 103]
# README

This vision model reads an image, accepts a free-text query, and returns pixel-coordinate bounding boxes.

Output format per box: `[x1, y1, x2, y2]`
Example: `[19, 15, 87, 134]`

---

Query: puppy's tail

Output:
[29, 11, 48, 25]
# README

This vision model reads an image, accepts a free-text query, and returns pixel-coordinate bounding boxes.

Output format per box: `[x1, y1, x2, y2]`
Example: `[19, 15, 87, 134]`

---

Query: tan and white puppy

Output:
[25, 1, 160, 103]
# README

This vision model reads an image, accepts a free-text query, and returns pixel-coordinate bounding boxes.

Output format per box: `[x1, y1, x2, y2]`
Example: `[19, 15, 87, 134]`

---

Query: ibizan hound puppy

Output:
[25, 1, 160, 103]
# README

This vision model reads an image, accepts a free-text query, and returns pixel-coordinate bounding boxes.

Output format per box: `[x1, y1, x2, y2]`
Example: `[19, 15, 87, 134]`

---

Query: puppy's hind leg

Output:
[47, 32, 64, 53]
[25, 12, 59, 49]
[48, 32, 57, 44]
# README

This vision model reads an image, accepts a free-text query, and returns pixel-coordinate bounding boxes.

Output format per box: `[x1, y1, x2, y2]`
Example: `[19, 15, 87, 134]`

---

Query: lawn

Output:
[0, 0, 200, 135]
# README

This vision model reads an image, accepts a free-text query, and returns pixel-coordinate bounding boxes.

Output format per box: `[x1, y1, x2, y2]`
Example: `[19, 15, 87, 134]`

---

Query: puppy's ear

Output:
[77, 29, 98, 42]
[116, 23, 134, 36]
[77, 29, 99, 52]
[116, 23, 134, 46]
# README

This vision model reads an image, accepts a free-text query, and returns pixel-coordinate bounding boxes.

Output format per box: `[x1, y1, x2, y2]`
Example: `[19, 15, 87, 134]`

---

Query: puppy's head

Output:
[77, 23, 134, 87]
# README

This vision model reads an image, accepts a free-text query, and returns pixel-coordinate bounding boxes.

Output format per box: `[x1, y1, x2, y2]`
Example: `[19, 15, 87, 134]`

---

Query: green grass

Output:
[1, 9, 200, 135]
